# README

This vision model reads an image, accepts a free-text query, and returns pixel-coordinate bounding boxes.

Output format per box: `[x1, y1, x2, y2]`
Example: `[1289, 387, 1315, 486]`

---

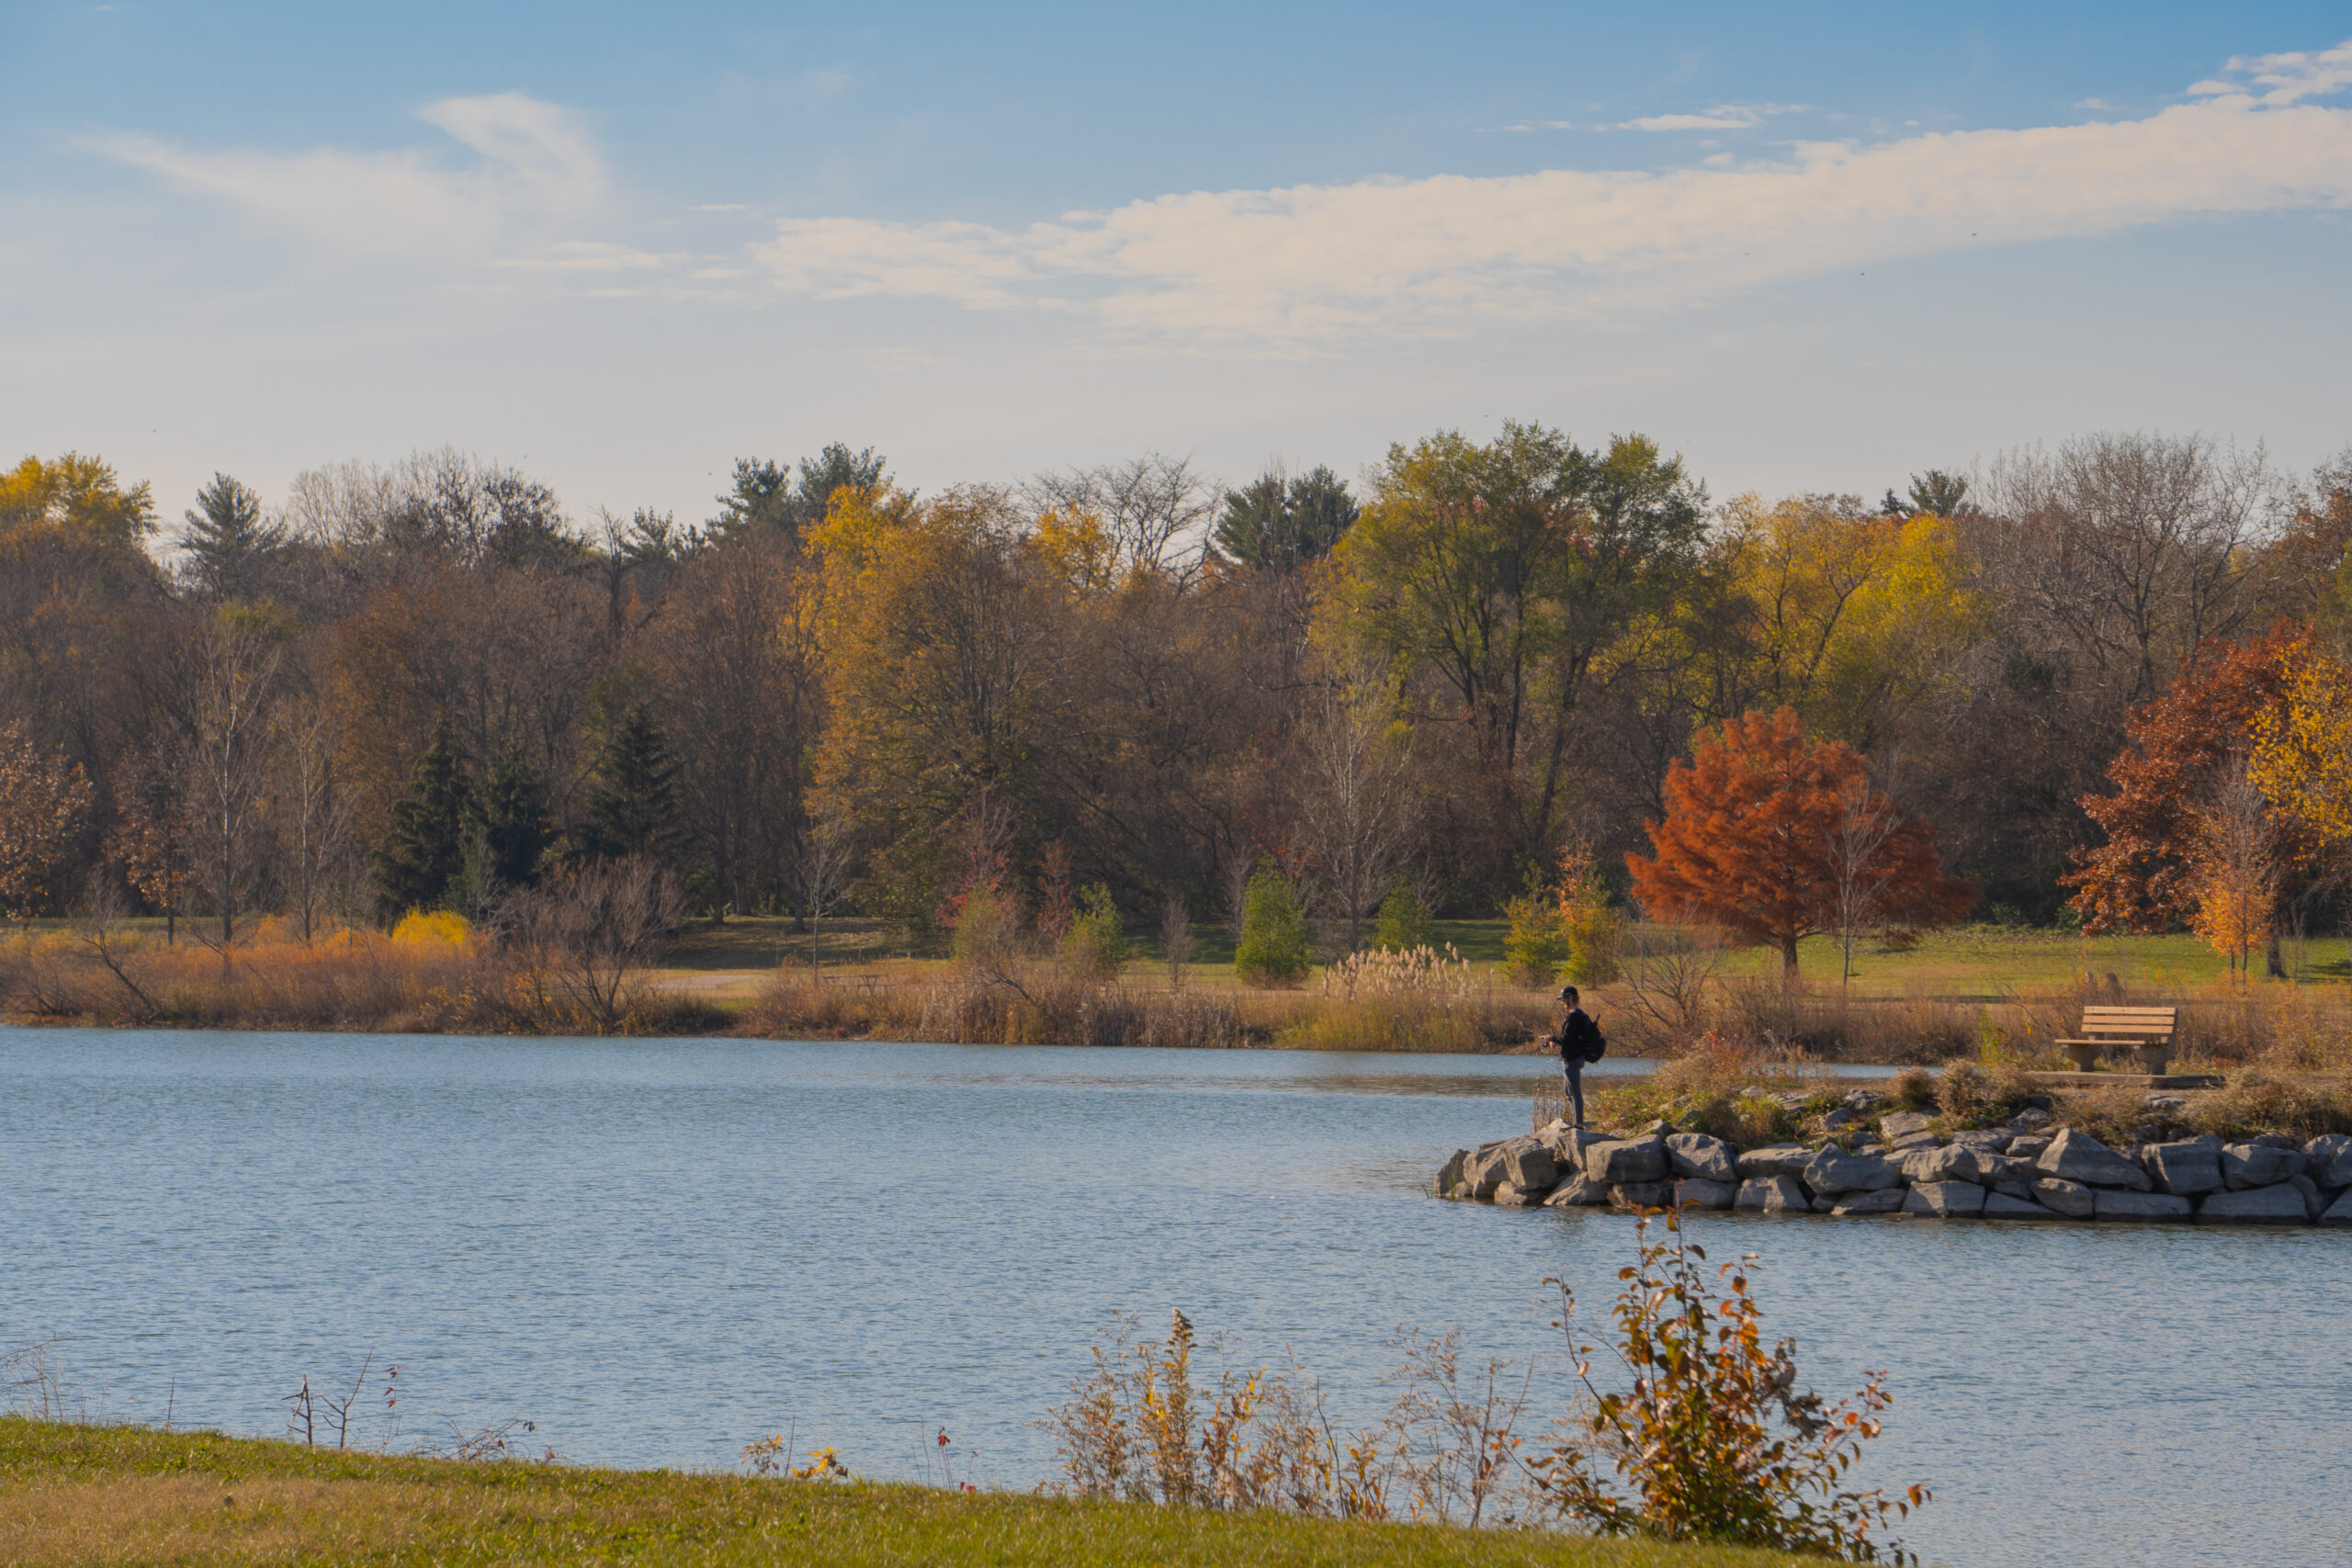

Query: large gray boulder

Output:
[1664, 1133, 1737, 1184]
[1434, 1149, 1469, 1199]
[2302, 1133, 2352, 1189]
[1492, 1180, 1551, 1207]
[1458, 1145, 1511, 1200]
[1584, 1138, 1669, 1185]
[2199, 1184, 2309, 1224]
[1674, 1178, 1736, 1211]
[1980, 1154, 2041, 1190]
[1539, 1124, 1603, 1169]
[2222, 1144, 2307, 1190]
[2033, 1178, 2096, 1218]
[2290, 1174, 2325, 1220]
[2322, 1189, 2352, 1227]
[1952, 1128, 2012, 1153]
[1832, 1188, 1909, 1216]
[1735, 1175, 1809, 1214]
[1803, 1147, 1902, 1196]
[2143, 1141, 2224, 1197]
[1905, 1180, 1987, 1218]
[1879, 1111, 1935, 1139]
[1984, 1191, 2059, 1220]
[2007, 1134, 2053, 1162]
[1611, 1180, 1672, 1210]
[1903, 1145, 1986, 1185]
[1501, 1138, 1560, 1190]
[2038, 1129, 2152, 1190]
[1736, 1145, 1815, 1179]
[1543, 1173, 1612, 1208]
[2093, 1190, 2192, 1223]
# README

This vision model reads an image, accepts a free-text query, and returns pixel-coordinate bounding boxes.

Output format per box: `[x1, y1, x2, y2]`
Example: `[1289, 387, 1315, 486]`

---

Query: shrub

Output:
[1530, 1213, 1929, 1561]
[391, 909, 471, 948]
[1234, 865, 1310, 987]
[1061, 883, 1128, 979]
[1556, 846, 1622, 986]
[1890, 1066, 1935, 1111]
[1502, 890, 1570, 987]
[1934, 1059, 1988, 1122]
[1373, 881, 1433, 952]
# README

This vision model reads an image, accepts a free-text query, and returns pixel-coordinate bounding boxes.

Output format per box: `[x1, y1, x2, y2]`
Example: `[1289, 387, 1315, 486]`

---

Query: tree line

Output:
[0, 426, 2343, 962]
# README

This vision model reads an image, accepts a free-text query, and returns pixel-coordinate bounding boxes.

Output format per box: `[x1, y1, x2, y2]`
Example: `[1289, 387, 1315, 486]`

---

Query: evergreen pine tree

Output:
[180, 473, 287, 600]
[476, 735, 553, 889]
[1234, 862, 1312, 985]
[581, 705, 681, 863]
[374, 713, 471, 913]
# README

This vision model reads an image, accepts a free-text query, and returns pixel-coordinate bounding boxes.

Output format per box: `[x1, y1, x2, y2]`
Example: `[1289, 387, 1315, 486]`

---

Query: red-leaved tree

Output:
[2065, 624, 2317, 976]
[1626, 708, 1974, 976]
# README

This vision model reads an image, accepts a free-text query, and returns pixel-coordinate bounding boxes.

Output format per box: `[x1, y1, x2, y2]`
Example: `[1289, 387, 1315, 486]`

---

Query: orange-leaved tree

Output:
[2066, 625, 2322, 976]
[1626, 708, 1973, 976]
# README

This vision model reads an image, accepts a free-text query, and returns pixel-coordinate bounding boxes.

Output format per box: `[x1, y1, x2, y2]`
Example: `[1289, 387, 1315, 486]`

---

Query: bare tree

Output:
[506, 856, 684, 1032]
[1025, 454, 1218, 586]
[1821, 769, 1908, 988]
[1296, 651, 1418, 953]
[1973, 433, 2272, 705]
[276, 694, 354, 942]
[180, 615, 286, 973]
[795, 797, 856, 975]
[1161, 896, 1195, 989]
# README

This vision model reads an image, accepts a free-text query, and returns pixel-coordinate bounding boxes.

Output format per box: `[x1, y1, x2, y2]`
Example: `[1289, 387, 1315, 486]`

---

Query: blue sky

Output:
[5, 2, 2350, 529]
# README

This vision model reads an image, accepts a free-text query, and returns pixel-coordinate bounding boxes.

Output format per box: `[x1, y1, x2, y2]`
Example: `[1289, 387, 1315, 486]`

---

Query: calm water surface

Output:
[3, 1028, 2346, 1568]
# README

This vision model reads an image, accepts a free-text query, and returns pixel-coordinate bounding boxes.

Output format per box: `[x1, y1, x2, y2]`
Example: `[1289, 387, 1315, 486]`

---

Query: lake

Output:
[2, 1028, 2344, 1567]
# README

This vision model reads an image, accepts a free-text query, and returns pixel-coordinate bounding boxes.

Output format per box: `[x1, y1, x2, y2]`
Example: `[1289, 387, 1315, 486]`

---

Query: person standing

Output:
[1549, 984, 1604, 1128]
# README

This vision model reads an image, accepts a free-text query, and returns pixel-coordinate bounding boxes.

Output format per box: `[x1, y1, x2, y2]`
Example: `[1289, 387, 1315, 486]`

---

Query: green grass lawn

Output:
[0, 1419, 1815, 1568]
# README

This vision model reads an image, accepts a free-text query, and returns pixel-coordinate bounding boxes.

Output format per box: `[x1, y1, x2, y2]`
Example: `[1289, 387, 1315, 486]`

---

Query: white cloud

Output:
[749, 49, 2352, 345]
[1615, 102, 1808, 132]
[2189, 39, 2352, 105]
[92, 92, 605, 255]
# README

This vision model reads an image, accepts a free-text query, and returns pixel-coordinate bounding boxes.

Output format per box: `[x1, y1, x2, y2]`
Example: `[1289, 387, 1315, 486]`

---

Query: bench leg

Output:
[2060, 1043, 2101, 1072]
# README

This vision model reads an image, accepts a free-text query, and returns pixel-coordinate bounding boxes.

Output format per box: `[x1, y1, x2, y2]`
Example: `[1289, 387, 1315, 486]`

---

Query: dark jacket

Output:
[1552, 1007, 1603, 1065]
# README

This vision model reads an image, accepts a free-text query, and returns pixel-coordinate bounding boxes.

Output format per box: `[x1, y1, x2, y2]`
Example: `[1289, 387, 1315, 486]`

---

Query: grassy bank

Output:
[0, 1419, 1814, 1568]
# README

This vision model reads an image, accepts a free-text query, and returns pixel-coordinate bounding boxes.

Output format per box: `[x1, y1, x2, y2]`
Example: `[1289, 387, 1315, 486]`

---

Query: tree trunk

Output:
[2266, 931, 2287, 980]
[1781, 931, 1800, 979]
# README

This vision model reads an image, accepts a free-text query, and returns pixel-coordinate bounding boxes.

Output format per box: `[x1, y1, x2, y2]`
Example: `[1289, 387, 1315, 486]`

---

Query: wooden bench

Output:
[2054, 1006, 2177, 1074]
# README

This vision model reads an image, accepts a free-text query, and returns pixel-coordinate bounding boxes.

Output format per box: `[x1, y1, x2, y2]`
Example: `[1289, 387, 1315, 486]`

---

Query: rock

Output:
[1539, 1125, 1603, 1168]
[2323, 1189, 2352, 1227]
[1543, 1173, 1612, 1207]
[2093, 1190, 2192, 1223]
[2033, 1178, 2096, 1218]
[1980, 1154, 2041, 1188]
[1585, 1139, 1669, 1185]
[2253, 1133, 2302, 1151]
[1664, 1133, 1738, 1183]
[1905, 1180, 1987, 1218]
[2290, 1174, 2324, 1221]
[2008, 1107, 2052, 1131]
[1809, 1195, 1840, 1213]
[1500, 1139, 1560, 1190]
[1435, 1149, 1468, 1198]
[1674, 1178, 1736, 1210]
[1842, 1089, 1883, 1111]
[1831, 1188, 1909, 1216]
[1880, 1111, 1935, 1139]
[1611, 1180, 1672, 1210]
[1628, 1119, 1673, 1138]
[2143, 1141, 2224, 1197]
[1735, 1175, 1809, 1214]
[2303, 1133, 2352, 1188]
[1903, 1145, 1986, 1185]
[2143, 1094, 2188, 1115]
[2222, 1144, 2307, 1190]
[1736, 1145, 1815, 1179]
[1952, 1128, 2011, 1153]
[1888, 1130, 1940, 1154]
[2007, 1134, 2052, 1162]
[1983, 1192, 2057, 1219]
[1822, 1106, 1860, 1131]
[2198, 1185, 2309, 1224]
[1803, 1147, 1902, 1196]
[1459, 1146, 1511, 1200]
[1491, 1180, 1551, 1207]
[2038, 1129, 2152, 1190]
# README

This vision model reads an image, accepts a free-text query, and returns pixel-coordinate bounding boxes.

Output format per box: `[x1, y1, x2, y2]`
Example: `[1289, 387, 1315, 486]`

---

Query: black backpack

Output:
[1563, 1010, 1607, 1064]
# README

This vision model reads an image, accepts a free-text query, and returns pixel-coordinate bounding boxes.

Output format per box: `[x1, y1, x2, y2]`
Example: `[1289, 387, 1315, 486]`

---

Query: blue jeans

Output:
[1561, 1057, 1585, 1126]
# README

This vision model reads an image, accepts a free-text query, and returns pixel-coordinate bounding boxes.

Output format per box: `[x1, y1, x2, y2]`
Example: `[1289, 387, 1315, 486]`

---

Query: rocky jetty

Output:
[1437, 1095, 2352, 1227]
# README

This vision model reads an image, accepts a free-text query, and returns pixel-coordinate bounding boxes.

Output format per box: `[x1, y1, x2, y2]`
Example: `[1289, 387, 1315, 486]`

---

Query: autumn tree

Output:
[1295, 648, 1416, 952]
[2188, 766, 2278, 982]
[0, 452, 158, 545]
[178, 607, 290, 966]
[1627, 708, 1973, 976]
[2067, 626, 2317, 976]
[0, 722, 94, 920]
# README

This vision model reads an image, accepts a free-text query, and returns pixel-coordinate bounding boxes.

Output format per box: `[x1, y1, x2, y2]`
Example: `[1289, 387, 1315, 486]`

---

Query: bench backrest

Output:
[2078, 1005, 2177, 1038]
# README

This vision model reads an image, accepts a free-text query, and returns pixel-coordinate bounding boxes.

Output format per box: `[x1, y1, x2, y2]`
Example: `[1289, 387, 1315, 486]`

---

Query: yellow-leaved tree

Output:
[0, 453, 158, 545]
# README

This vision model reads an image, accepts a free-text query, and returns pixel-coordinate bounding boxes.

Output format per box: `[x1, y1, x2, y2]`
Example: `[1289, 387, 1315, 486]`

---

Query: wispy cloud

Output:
[1614, 103, 1808, 132]
[749, 46, 2352, 345]
[92, 91, 605, 255]
[2189, 39, 2352, 104]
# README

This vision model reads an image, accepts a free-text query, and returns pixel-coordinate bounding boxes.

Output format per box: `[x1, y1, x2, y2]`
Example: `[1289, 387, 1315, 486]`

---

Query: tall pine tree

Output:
[180, 473, 287, 600]
[374, 713, 471, 914]
[476, 735, 553, 890]
[579, 705, 681, 865]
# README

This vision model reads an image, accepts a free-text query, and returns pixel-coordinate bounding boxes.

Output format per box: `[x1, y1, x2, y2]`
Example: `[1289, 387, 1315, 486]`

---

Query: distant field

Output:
[663, 918, 2343, 1001]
